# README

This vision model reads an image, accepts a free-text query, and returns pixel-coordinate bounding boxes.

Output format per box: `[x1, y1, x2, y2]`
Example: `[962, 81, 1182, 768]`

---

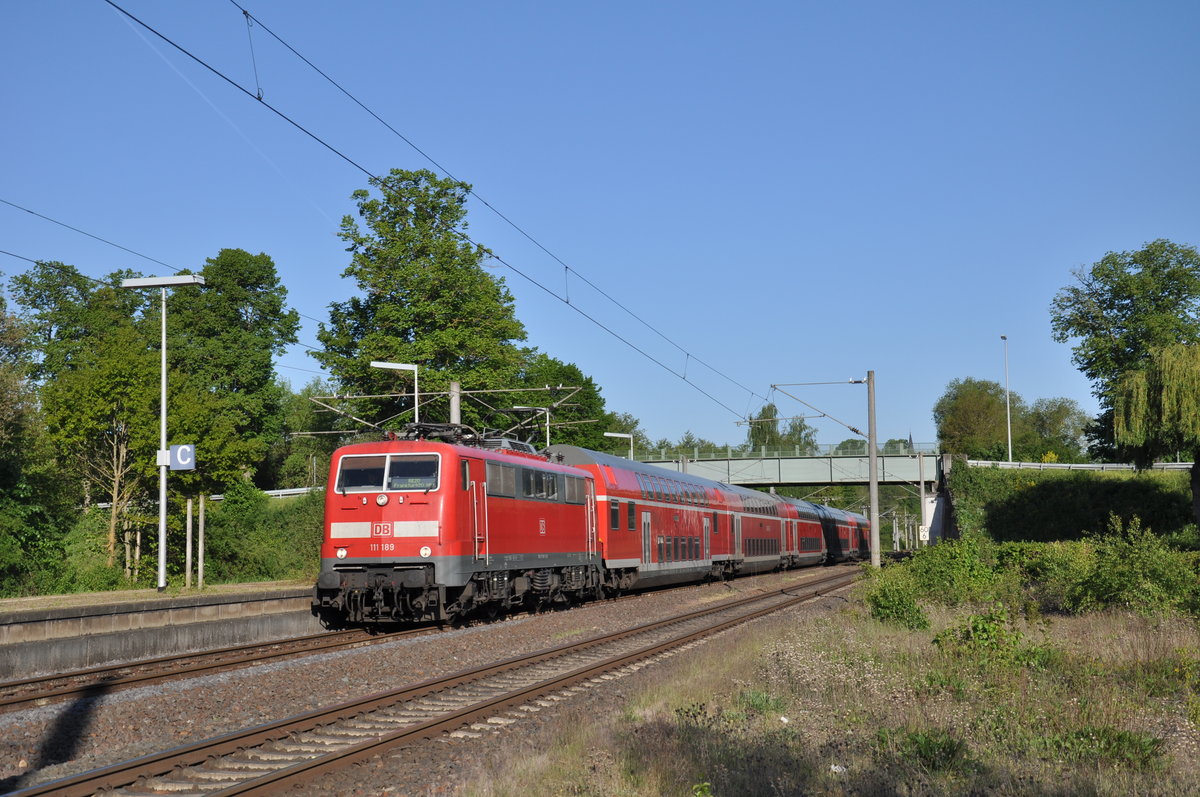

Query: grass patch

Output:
[463, 602, 1200, 796]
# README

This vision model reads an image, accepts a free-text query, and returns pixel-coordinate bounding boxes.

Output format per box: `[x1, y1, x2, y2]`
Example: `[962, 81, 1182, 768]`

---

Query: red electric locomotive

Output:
[312, 424, 869, 626]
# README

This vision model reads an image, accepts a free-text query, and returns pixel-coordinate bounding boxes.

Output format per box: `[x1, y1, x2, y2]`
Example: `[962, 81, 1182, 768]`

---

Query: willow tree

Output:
[1114, 344, 1200, 523]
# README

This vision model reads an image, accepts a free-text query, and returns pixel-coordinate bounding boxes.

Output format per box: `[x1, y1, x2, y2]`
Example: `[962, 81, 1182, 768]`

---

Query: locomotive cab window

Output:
[335, 453, 439, 493]
[386, 455, 439, 491]
[336, 455, 386, 492]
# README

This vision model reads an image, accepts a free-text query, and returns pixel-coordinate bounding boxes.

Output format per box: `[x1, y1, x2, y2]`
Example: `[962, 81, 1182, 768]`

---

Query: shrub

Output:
[947, 462, 1191, 542]
[862, 565, 929, 630]
[933, 604, 1022, 662]
[203, 486, 324, 583]
[907, 534, 997, 605]
[995, 540, 1095, 614]
[1067, 515, 1198, 616]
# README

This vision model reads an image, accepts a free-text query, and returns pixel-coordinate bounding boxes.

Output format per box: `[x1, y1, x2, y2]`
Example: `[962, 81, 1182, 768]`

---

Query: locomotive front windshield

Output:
[336, 453, 440, 492]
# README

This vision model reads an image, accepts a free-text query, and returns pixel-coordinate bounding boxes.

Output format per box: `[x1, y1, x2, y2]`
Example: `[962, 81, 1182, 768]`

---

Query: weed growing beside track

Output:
[457, 524, 1200, 796]
[459, 600, 1199, 796]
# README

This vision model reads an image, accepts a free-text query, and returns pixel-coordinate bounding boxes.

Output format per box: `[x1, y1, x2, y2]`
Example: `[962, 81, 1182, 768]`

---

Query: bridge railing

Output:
[628, 442, 938, 462]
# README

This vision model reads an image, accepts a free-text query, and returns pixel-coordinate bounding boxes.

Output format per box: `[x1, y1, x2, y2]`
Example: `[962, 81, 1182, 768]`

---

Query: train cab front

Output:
[313, 445, 453, 625]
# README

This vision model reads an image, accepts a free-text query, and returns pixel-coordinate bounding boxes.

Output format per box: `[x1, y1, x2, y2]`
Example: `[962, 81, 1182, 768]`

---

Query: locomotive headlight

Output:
[336, 547, 348, 559]
[375, 493, 389, 506]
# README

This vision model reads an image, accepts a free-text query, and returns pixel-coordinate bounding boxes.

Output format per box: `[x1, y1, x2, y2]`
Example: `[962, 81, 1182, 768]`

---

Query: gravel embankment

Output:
[0, 568, 851, 794]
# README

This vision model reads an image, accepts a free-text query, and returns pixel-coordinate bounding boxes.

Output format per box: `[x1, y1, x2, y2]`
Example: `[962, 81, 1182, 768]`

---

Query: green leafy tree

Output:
[167, 249, 299, 492]
[933, 378, 1024, 460]
[11, 263, 158, 571]
[12, 252, 297, 583]
[510, 351, 607, 448]
[746, 402, 817, 453]
[1026, 397, 1089, 462]
[314, 169, 527, 428]
[0, 291, 69, 594]
[1051, 239, 1200, 457]
[598, 411, 650, 458]
[263, 378, 345, 489]
[1114, 344, 1200, 522]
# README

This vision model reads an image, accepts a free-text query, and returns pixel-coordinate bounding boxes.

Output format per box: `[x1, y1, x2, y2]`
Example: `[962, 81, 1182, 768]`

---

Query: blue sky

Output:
[3, 1, 1198, 448]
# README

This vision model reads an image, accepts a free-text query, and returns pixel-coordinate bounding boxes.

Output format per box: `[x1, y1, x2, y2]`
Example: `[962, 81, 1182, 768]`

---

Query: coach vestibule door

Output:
[703, 516, 711, 560]
[641, 511, 652, 564]
[733, 515, 743, 557]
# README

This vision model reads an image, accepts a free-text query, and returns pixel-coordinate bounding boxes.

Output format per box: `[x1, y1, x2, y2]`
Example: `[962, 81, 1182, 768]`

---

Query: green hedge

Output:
[947, 463, 1192, 542]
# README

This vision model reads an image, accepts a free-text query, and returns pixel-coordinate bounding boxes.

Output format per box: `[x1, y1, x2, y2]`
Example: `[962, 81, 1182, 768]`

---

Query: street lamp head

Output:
[120, 275, 205, 289]
[1000, 334, 1007, 341]
[370, 361, 417, 372]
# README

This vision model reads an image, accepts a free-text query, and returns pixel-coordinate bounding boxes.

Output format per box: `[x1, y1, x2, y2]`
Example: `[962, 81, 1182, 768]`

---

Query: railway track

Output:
[9, 568, 858, 796]
[0, 627, 431, 715]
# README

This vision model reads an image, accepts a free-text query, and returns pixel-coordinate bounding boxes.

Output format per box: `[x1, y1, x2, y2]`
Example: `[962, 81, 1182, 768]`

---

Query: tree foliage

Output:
[314, 168, 527, 428]
[1114, 343, 1200, 521]
[933, 377, 1087, 462]
[510, 351, 608, 448]
[1051, 239, 1200, 518]
[1051, 240, 1200, 388]
[746, 402, 817, 452]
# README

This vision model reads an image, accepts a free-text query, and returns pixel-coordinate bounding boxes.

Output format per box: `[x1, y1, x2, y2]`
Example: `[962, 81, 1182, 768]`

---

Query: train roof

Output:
[546, 444, 785, 505]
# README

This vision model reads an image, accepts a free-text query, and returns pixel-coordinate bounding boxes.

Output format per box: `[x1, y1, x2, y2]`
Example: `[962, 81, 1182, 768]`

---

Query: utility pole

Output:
[867, 370, 880, 567]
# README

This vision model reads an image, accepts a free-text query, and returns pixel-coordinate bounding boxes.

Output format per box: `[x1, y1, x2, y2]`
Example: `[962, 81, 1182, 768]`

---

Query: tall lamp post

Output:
[1001, 335, 1012, 462]
[603, 431, 635, 460]
[370, 361, 420, 423]
[120, 274, 205, 591]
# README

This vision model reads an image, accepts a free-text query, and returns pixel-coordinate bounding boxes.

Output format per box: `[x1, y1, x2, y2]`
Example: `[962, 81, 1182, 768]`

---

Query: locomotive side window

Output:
[336, 455, 387, 492]
[564, 476, 585, 504]
[486, 462, 516, 496]
[387, 455, 439, 491]
[521, 469, 560, 501]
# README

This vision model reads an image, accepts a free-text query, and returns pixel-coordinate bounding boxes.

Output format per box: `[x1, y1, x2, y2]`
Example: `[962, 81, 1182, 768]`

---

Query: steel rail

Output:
[9, 568, 857, 797]
[0, 627, 428, 714]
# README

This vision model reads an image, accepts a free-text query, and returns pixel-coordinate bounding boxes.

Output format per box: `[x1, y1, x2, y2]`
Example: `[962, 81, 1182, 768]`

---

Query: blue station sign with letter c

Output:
[169, 444, 196, 471]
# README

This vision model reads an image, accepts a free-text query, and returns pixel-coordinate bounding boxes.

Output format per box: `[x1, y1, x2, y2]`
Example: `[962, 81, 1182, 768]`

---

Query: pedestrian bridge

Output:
[638, 451, 943, 487]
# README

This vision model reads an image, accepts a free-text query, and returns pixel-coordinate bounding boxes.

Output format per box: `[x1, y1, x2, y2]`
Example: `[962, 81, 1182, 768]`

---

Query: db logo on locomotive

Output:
[371, 522, 393, 537]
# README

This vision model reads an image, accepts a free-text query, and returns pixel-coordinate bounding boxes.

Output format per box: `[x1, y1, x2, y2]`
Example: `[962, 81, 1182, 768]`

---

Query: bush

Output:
[907, 534, 998, 605]
[995, 540, 1095, 614]
[947, 462, 1191, 542]
[1067, 515, 1198, 615]
[862, 565, 929, 630]
[203, 485, 324, 583]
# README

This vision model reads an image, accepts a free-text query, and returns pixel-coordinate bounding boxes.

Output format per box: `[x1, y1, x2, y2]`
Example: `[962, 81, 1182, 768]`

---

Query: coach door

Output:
[585, 481, 597, 559]
[703, 516, 711, 560]
[641, 511, 652, 564]
[733, 515, 743, 558]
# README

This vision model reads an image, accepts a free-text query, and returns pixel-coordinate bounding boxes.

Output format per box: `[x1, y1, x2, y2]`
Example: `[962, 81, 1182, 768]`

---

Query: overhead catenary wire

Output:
[96, 0, 765, 425]
[211, 0, 765, 418]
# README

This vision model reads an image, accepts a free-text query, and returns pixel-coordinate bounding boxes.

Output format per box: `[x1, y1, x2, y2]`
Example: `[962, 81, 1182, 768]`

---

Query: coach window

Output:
[610, 500, 620, 530]
[385, 454, 439, 491]
[627, 501, 636, 531]
[657, 536, 664, 563]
